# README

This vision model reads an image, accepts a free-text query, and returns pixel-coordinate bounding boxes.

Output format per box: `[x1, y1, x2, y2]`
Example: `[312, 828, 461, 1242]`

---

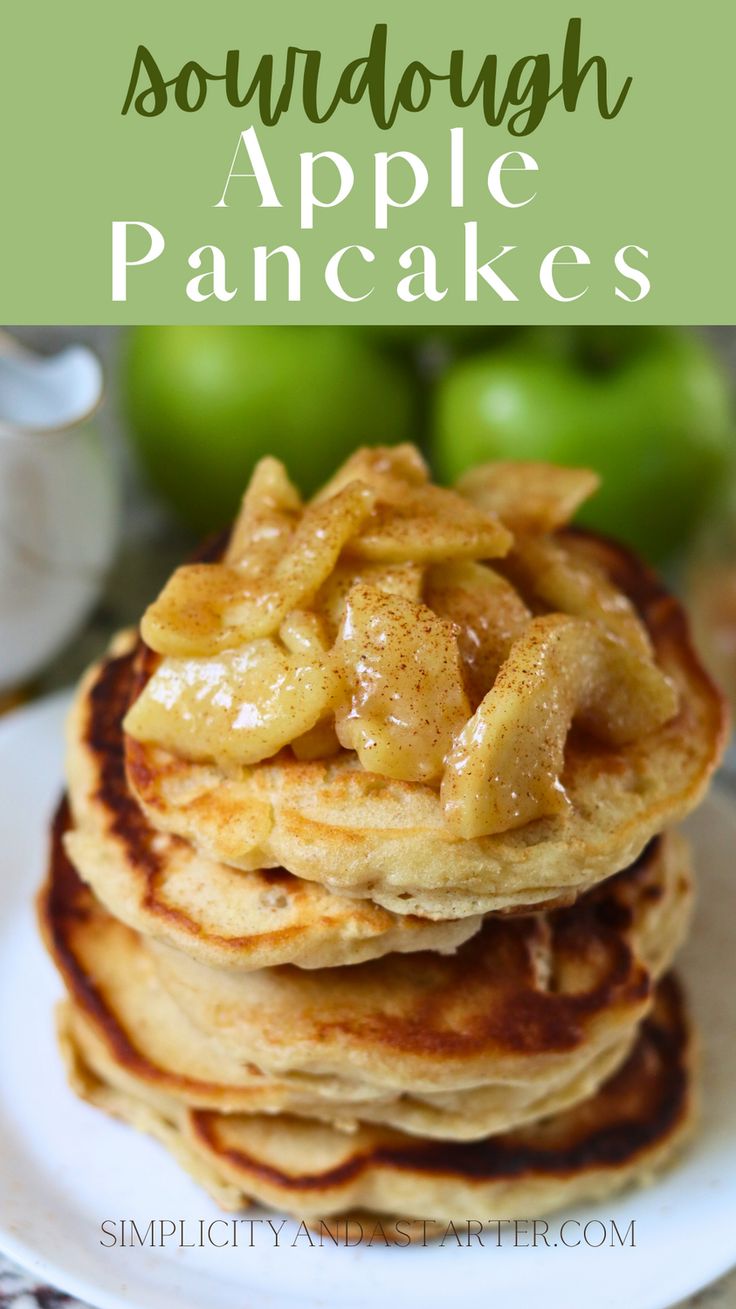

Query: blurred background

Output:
[2, 324, 736, 712]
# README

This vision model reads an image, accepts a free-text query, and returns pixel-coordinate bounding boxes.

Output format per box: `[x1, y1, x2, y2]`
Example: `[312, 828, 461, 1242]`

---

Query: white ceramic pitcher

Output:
[0, 333, 118, 691]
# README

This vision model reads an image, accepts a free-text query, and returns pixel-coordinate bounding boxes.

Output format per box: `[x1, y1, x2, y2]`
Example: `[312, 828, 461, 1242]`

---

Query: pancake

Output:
[145, 829, 691, 1093]
[40, 809, 692, 1139]
[58, 976, 695, 1221]
[64, 638, 480, 970]
[125, 531, 726, 919]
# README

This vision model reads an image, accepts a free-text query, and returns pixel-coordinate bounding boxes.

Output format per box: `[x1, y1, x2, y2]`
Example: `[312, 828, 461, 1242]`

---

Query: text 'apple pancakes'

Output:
[39, 444, 727, 1224]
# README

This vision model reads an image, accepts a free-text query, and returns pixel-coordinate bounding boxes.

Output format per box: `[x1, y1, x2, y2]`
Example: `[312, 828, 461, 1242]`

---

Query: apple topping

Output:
[141, 479, 375, 656]
[503, 535, 652, 655]
[316, 560, 423, 640]
[441, 614, 679, 838]
[231, 479, 376, 630]
[348, 483, 512, 563]
[457, 461, 599, 535]
[314, 443, 430, 501]
[425, 560, 531, 708]
[138, 562, 249, 659]
[225, 456, 302, 570]
[279, 609, 330, 658]
[129, 446, 680, 839]
[141, 445, 510, 656]
[124, 638, 342, 768]
[334, 584, 470, 783]
[136, 459, 307, 664]
[317, 443, 513, 563]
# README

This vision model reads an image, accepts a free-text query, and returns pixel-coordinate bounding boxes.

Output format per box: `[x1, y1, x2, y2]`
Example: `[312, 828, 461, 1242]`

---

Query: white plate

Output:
[0, 692, 735, 1309]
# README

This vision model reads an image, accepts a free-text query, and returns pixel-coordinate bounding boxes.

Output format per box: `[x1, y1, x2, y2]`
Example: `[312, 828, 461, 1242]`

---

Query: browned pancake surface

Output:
[42, 805, 690, 1089]
[188, 975, 690, 1188]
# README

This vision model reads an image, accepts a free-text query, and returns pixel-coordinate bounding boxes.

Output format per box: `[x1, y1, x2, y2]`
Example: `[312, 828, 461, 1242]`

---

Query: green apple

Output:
[123, 326, 418, 534]
[430, 327, 734, 562]
[364, 325, 507, 357]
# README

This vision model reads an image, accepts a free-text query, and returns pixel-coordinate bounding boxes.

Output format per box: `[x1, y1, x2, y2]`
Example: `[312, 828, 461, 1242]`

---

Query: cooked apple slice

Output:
[317, 445, 512, 564]
[335, 584, 471, 783]
[141, 480, 374, 656]
[504, 535, 652, 655]
[124, 638, 342, 767]
[457, 461, 599, 535]
[349, 484, 513, 563]
[226, 456, 302, 569]
[274, 613, 343, 758]
[279, 609, 330, 657]
[425, 560, 531, 707]
[316, 560, 424, 639]
[441, 613, 679, 837]
[241, 478, 375, 624]
[314, 443, 429, 502]
[139, 563, 247, 657]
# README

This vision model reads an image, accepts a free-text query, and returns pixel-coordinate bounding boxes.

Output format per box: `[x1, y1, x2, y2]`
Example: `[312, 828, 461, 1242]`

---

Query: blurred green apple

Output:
[431, 327, 734, 562]
[364, 325, 507, 357]
[123, 326, 417, 534]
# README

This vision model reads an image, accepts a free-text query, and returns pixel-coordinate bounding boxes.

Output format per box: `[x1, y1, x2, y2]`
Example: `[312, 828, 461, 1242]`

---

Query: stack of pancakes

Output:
[39, 447, 727, 1224]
